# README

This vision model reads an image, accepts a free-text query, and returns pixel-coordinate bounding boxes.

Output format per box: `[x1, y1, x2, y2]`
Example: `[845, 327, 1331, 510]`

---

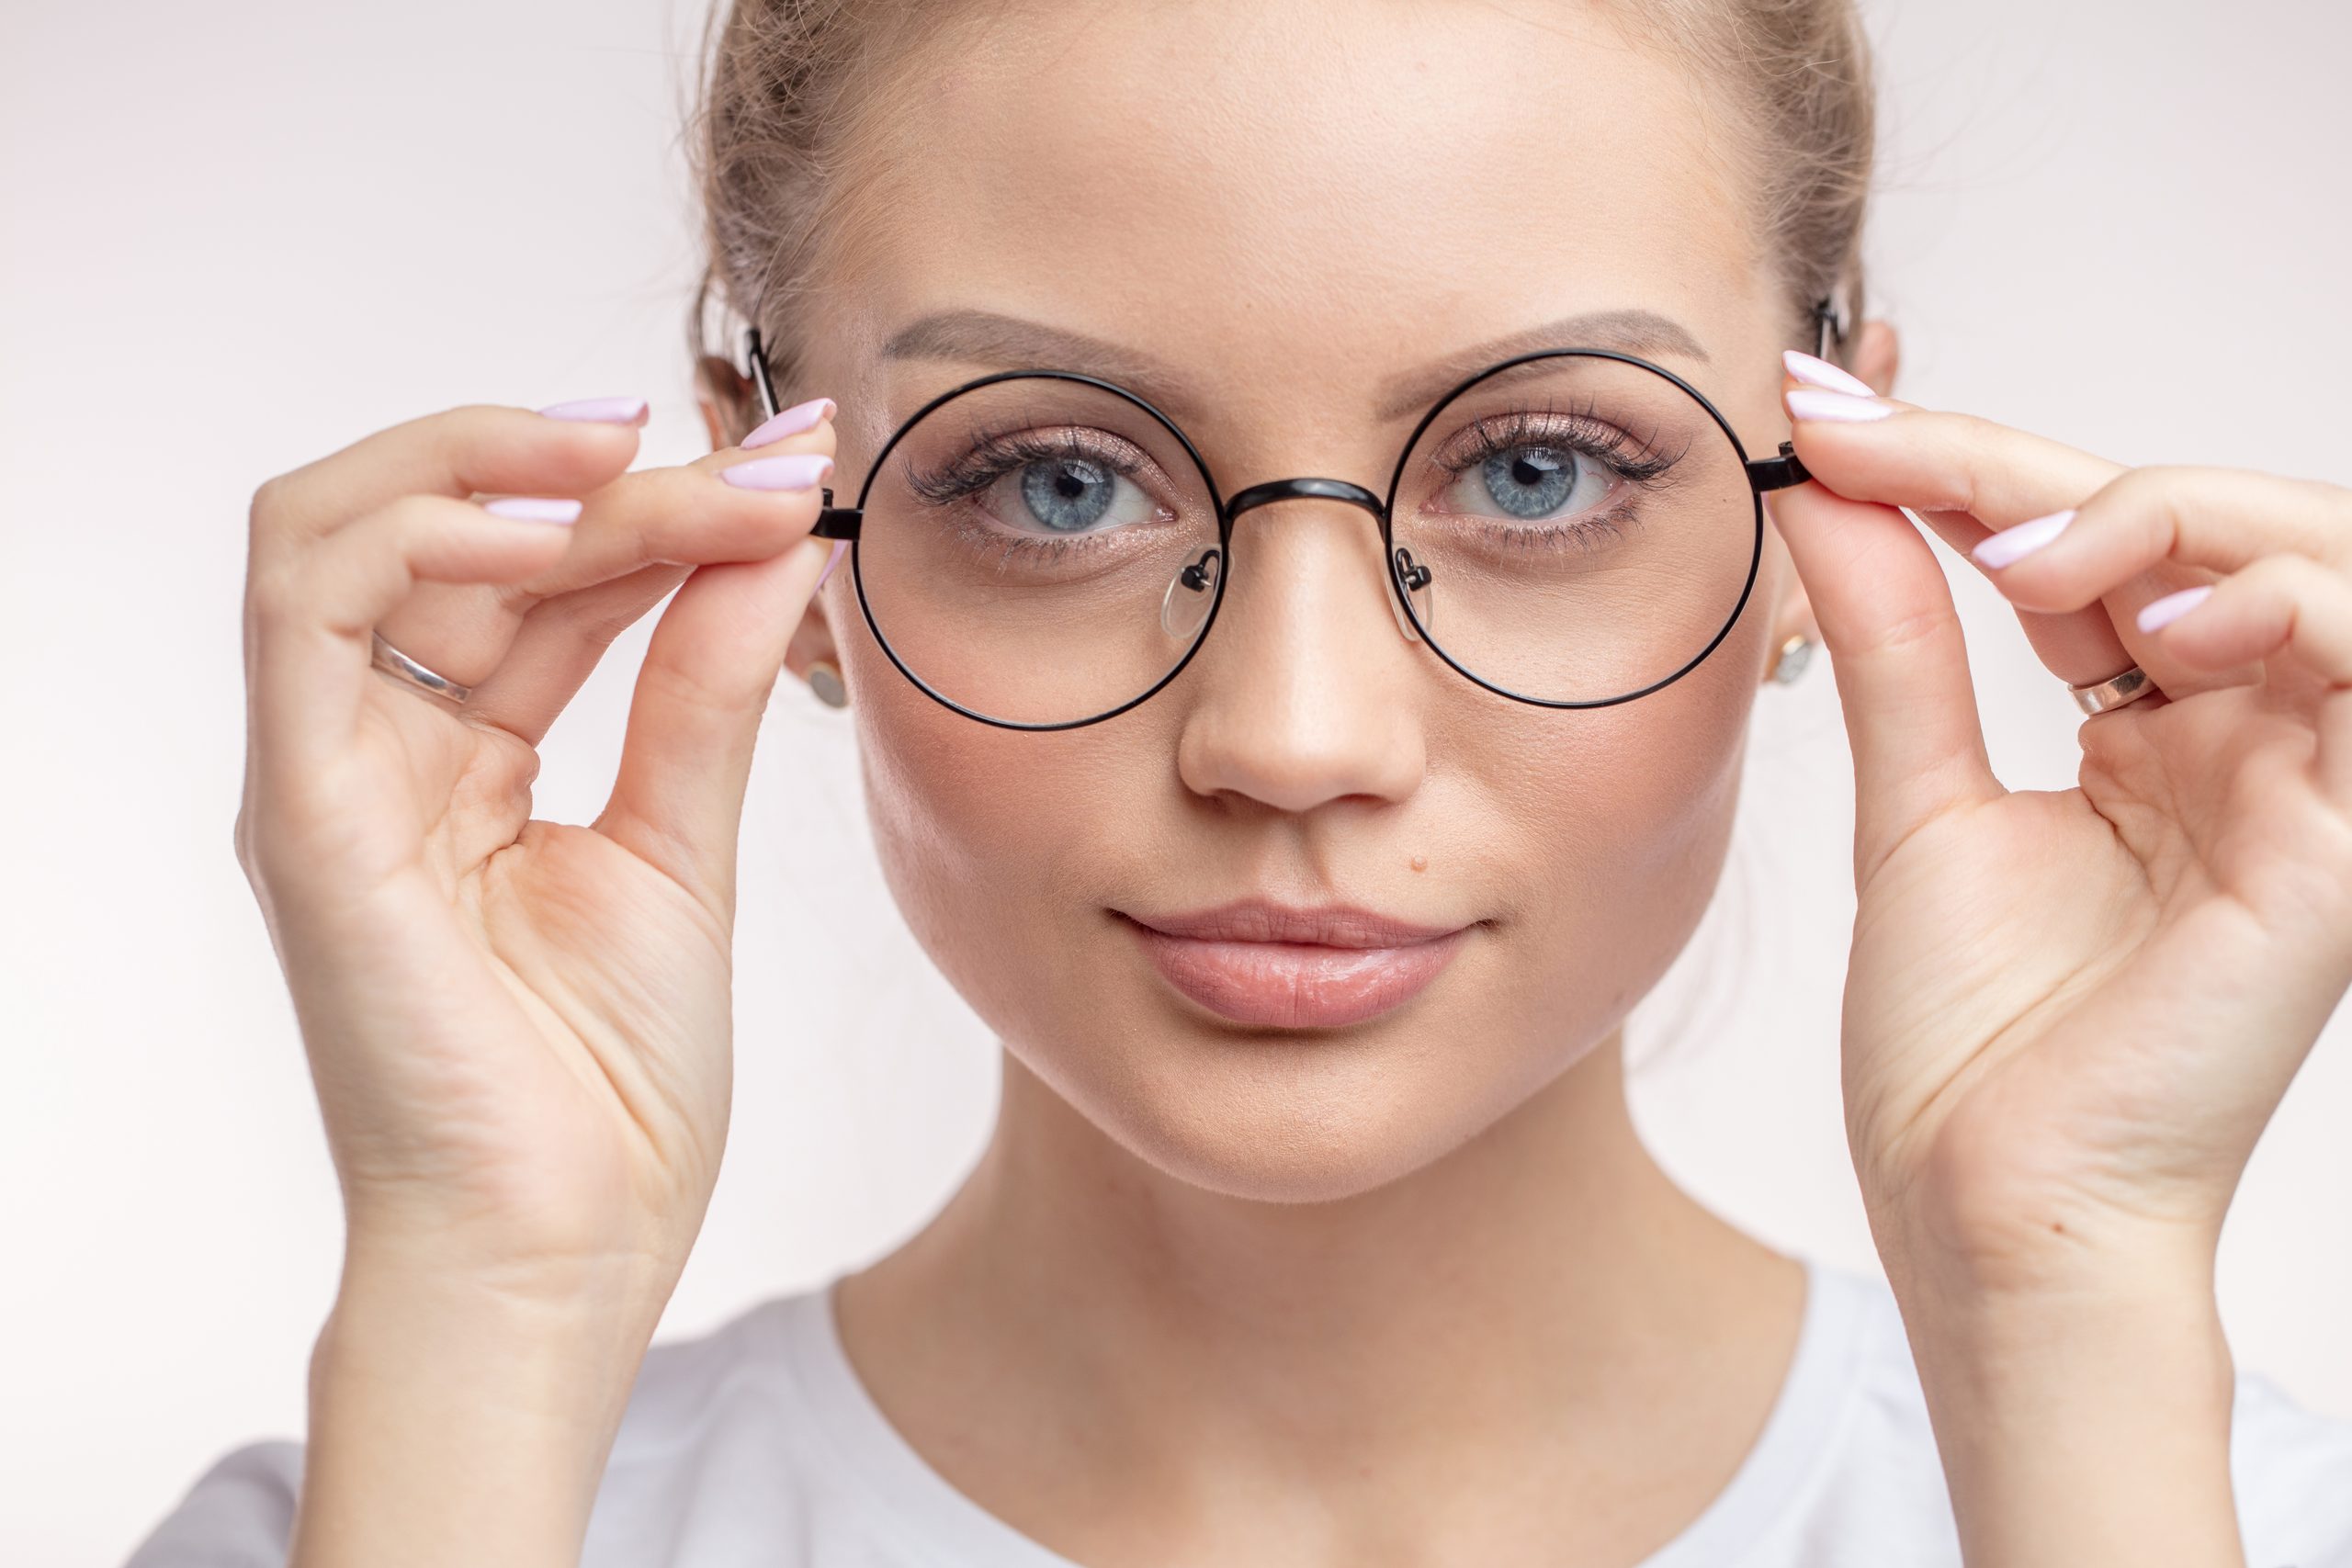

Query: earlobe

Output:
[1760, 543, 1821, 685]
[782, 562, 843, 692]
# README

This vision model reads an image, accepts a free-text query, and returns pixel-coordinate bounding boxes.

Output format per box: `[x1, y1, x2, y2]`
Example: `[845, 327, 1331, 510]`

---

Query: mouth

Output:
[1115, 899, 1476, 1030]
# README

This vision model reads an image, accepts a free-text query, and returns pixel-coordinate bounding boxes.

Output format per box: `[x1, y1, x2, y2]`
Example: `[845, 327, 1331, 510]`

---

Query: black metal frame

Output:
[743, 303, 1832, 731]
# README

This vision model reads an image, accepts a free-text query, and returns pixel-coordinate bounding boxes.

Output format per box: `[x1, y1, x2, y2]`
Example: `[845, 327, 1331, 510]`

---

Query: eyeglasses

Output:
[744, 311, 1825, 731]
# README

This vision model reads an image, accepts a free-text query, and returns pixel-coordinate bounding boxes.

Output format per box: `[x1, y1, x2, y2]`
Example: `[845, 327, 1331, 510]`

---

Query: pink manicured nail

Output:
[1784, 387, 1895, 423]
[536, 395, 649, 424]
[722, 452, 833, 491]
[1972, 508, 2075, 569]
[1781, 349, 1877, 399]
[815, 538, 849, 590]
[2137, 584, 2214, 633]
[742, 397, 836, 448]
[484, 495, 582, 525]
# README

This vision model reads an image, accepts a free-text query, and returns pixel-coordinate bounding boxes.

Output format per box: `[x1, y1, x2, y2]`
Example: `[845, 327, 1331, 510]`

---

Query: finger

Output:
[1780, 391, 2127, 530]
[373, 423, 838, 697]
[593, 530, 835, 916]
[1968, 466, 2347, 698]
[1768, 480, 2007, 886]
[1965, 466, 2351, 611]
[458, 562, 691, 746]
[513, 422, 837, 600]
[1907, 501, 2139, 687]
[1780, 372, 2142, 689]
[252, 402, 646, 563]
[247, 496, 577, 784]
[2136, 554, 2352, 804]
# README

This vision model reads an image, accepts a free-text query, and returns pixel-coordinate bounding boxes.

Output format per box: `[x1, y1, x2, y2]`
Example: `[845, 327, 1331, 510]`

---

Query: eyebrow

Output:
[1372, 309, 1711, 420]
[879, 307, 1711, 425]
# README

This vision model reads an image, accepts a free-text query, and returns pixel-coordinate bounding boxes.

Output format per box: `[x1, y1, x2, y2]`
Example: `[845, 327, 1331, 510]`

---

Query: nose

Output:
[1173, 481, 1430, 814]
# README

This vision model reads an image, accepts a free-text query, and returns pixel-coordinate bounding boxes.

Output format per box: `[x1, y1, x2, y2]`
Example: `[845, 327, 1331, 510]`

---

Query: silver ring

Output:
[369, 630, 473, 705]
[2069, 662, 2157, 716]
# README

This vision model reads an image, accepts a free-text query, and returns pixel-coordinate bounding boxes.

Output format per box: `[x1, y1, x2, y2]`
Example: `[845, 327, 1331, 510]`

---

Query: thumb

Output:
[594, 531, 835, 917]
[1770, 480, 2005, 886]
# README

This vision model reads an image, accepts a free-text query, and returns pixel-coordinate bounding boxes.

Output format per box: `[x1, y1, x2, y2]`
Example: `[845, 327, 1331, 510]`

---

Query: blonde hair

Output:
[684, 0, 1876, 431]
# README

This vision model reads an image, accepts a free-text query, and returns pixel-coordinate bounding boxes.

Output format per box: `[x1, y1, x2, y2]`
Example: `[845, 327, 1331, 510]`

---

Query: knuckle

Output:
[634, 462, 704, 513]
[2247, 550, 2324, 593]
[2090, 466, 2184, 548]
[1917, 413, 1998, 513]
[244, 561, 309, 630]
[247, 473, 290, 533]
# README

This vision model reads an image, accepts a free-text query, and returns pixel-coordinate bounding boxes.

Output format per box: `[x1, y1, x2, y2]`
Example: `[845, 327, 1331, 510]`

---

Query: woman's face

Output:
[793, 0, 1807, 1202]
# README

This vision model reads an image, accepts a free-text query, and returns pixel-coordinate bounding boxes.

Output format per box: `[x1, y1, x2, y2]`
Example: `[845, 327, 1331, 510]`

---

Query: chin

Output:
[1004, 991, 1587, 1206]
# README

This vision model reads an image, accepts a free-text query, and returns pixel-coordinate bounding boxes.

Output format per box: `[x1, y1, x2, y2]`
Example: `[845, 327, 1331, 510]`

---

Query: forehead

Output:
[826, 0, 1768, 429]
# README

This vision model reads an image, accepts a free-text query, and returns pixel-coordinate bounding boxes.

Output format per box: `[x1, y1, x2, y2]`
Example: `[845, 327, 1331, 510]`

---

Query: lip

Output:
[1118, 899, 1476, 1030]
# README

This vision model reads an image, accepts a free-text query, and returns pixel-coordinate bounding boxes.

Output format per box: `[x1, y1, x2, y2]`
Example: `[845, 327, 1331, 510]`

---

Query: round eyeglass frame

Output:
[746, 330, 1816, 731]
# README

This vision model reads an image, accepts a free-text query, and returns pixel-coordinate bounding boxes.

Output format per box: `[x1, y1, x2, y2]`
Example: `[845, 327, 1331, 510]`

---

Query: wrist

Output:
[338, 1212, 685, 1325]
[1885, 1258, 2242, 1568]
[292, 1263, 669, 1568]
[1869, 1172, 2223, 1310]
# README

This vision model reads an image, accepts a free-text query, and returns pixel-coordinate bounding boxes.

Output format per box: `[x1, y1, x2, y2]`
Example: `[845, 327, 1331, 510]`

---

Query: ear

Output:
[1845, 315, 1901, 400]
[695, 353, 761, 449]
[695, 351, 842, 685]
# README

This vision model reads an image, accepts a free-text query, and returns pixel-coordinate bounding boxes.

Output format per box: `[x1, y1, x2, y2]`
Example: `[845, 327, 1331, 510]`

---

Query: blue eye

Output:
[1480, 446, 1588, 520]
[951, 447, 1160, 539]
[1448, 444, 1610, 524]
[1018, 457, 1120, 533]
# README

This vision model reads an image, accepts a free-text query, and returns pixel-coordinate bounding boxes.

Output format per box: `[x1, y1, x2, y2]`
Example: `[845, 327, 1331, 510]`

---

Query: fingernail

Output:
[815, 538, 848, 590]
[2137, 584, 2214, 634]
[536, 395, 650, 424]
[722, 452, 833, 491]
[1784, 387, 1896, 423]
[742, 396, 836, 448]
[1972, 508, 2075, 569]
[1781, 349, 1877, 399]
[484, 495, 582, 525]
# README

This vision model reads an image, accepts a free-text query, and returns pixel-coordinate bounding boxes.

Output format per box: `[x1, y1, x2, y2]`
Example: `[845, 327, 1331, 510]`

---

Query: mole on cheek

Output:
[1410, 854, 1428, 873]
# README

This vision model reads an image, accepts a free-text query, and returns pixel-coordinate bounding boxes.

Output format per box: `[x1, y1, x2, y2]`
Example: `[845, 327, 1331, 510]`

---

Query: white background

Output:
[4, 1, 2347, 1562]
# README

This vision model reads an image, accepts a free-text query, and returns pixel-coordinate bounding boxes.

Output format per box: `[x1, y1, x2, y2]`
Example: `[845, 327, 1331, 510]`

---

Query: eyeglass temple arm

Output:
[1743, 295, 1848, 492]
[1747, 443, 1811, 493]
[1741, 295, 1848, 492]
[745, 326, 1815, 523]
[746, 325, 865, 539]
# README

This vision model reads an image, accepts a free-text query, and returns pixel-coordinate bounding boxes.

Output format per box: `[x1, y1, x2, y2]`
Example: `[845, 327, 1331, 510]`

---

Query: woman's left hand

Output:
[1767, 370, 2352, 1306]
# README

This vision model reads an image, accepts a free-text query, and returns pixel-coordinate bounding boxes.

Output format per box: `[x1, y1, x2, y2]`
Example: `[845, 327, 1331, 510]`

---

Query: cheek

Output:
[848, 640, 1138, 1038]
[1487, 604, 1763, 997]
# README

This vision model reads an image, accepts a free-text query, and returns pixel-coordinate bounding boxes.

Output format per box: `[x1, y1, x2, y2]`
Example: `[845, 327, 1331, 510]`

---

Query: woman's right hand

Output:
[235, 395, 836, 1318]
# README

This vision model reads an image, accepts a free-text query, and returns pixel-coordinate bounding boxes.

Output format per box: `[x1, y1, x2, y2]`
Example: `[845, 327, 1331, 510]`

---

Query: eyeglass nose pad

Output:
[1389, 546, 1433, 643]
[1160, 547, 1223, 643]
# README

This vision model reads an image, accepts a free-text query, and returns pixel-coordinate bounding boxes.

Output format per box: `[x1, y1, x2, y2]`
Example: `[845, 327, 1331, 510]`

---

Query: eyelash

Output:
[1425, 406, 1683, 553]
[901, 424, 1170, 568]
[897, 405, 1685, 562]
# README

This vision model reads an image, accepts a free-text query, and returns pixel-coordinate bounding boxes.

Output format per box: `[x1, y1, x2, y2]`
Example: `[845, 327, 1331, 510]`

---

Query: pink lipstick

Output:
[1118, 899, 1474, 1030]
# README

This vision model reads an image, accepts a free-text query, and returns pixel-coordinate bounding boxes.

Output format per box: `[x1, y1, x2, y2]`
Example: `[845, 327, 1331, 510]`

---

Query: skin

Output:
[229, 3, 2352, 1566]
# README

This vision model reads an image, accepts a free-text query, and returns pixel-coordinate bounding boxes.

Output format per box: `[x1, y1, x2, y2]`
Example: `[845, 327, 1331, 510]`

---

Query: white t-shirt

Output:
[126, 1256, 2352, 1567]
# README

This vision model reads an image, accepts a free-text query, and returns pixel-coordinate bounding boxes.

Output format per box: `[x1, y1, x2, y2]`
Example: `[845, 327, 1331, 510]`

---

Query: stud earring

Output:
[1769, 633, 1816, 685]
[807, 659, 849, 708]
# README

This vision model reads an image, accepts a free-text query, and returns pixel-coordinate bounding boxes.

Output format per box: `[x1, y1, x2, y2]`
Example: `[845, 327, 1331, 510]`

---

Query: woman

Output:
[134, 0, 2352, 1563]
